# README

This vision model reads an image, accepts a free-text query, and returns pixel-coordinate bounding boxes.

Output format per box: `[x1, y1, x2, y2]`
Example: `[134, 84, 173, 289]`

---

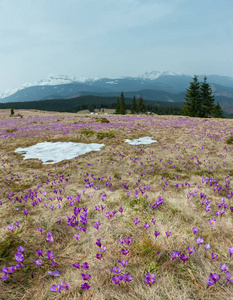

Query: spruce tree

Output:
[212, 102, 224, 118]
[115, 97, 120, 114]
[200, 76, 215, 117]
[119, 92, 126, 114]
[131, 96, 137, 114]
[137, 95, 145, 113]
[183, 75, 201, 117]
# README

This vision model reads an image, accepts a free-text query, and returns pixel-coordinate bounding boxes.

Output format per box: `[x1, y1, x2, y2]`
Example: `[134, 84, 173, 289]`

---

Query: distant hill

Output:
[0, 71, 233, 113]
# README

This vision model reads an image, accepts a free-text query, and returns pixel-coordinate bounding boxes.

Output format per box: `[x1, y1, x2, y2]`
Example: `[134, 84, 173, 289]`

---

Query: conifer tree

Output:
[183, 75, 201, 117]
[115, 97, 120, 114]
[212, 102, 224, 118]
[119, 92, 126, 114]
[137, 95, 145, 113]
[131, 96, 137, 114]
[200, 76, 215, 117]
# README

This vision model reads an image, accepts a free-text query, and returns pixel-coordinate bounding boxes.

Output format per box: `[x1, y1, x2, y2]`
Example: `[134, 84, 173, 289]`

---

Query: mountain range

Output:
[1, 71, 233, 113]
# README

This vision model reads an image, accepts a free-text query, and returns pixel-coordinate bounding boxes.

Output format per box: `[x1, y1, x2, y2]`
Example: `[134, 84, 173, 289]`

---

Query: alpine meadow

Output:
[0, 109, 233, 299]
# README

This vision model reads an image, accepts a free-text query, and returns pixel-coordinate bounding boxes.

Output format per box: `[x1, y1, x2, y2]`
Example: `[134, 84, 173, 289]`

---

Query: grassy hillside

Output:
[0, 109, 233, 299]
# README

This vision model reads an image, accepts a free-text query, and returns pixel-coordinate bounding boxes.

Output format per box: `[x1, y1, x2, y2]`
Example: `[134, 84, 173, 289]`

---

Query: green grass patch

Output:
[97, 131, 115, 139]
[80, 128, 95, 136]
[0, 232, 22, 259]
[226, 136, 233, 144]
[6, 128, 17, 133]
[95, 117, 110, 123]
[134, 235, 158, 260]
[125, 196, 150, 211]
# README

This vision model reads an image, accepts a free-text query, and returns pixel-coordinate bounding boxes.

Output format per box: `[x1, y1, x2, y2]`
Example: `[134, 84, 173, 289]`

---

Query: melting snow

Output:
[15, 141, 105, 164]
[125, 136, 157, 145]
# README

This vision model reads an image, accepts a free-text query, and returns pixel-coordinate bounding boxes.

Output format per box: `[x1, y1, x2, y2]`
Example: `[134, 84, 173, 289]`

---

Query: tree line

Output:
[0, 94, 183, 115]
[114, 92, 146, 114]
[183, 75, 224, 118]
[114, 92, 183, 115]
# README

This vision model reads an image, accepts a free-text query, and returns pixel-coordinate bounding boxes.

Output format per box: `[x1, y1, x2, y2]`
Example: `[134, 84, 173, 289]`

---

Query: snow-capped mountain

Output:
[1, 71, 233, 109]
[0, 74, 99, 99]
[137, 70, 183, 80]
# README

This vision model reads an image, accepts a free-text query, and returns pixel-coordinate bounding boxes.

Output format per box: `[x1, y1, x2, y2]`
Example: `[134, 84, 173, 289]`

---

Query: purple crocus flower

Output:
[1, 266, 13, 274]
[133, 218, 140, 225]
[220, 263, 229, 272]
[96, 253, 102, 260]
[46, 235, 54, 243]
[50, 284, 61, 293]
[46, 251, 55, 260]
[206, 276, 215, 287]
[73, 263, 80, 268]
[17, 246, 25, 253]
[122, 273, 132, 282]
[51, 261, 57, 266]
[81, 273, 91, 280]
[8, 224, 14, 232]
[16, 263, 22, 269]
[226, 271, 233, 283]
[187, 247, 195, 255]
[124, 237, 131, 244]
[96, 238, 101, 247]
[180, 254, 189, 263]
[36, 249, 43, 256]
[220, 209, 225, 216]
[151, 218, 156, 224]
[144, 272, 155, 286]
[118, 238, 124, 244]
[118, 260, 128, 267]
[61, 281, 70, 290]
[171, 251, 180, 261]
[73, 234, 80, 240]
[81, 282, 90, 289]
[48, 270, 61, 277]
[204, 244, 211, 251]
[110, 266, 121, 274]
[208, 219, 216, 227]
[23, 210, 28, 216]
[154, 231, 160, 238]
[211, 253, 218, 260]
[195, 237, 204, 246]
[144, 223, 150, 229]
[121, 249, 129, 255]
[15, 252, 24, 262]
[112, 275, 123, 284]
[81, 262, 89, 269]
[99, 245, 106, 252]
[192, 227, 199, 234]
[207, 273, 220, 287]
[38, 227, 43, 233]
[228, 247, 233, 258]
[1, 274, 9, 281]
[119, 208, 123, 214]
[166, 231, 171, 238]
[35, 258, 43, 265]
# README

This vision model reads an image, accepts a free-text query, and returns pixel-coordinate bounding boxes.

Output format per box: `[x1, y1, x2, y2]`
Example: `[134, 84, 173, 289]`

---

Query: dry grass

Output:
[0, 109, 233, 299]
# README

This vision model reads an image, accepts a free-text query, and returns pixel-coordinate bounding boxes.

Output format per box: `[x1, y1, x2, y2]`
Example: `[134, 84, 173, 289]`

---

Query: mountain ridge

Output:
[1, 71, 233, 113]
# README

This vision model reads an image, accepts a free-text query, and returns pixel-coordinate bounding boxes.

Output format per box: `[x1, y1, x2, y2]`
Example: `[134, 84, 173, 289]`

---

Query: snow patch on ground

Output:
[15, 141, 105, 164]
[125, 137, 157, 145]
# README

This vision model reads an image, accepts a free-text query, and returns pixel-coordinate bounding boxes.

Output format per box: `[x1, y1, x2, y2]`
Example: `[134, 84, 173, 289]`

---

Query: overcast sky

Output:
[0, 0, 233, 92]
